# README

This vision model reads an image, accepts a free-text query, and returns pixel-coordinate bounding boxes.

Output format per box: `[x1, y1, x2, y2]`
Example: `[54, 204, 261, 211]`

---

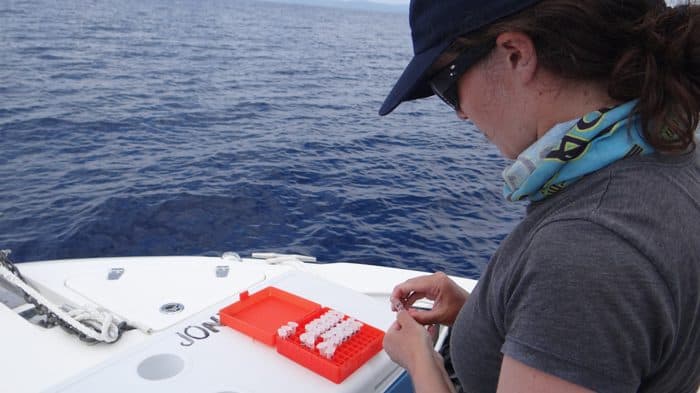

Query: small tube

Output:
[277, 326, 291, 339]
[321, 344, 336, 359]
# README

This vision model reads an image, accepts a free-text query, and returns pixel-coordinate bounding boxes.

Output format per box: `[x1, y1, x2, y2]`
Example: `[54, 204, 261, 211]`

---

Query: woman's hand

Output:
[390, 272, 469, 326]
[383, 311, 457, 393]
[383, 310, 435, 372]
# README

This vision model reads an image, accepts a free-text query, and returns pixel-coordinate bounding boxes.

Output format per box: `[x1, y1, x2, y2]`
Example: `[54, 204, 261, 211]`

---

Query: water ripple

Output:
[0, 0, 524, 278]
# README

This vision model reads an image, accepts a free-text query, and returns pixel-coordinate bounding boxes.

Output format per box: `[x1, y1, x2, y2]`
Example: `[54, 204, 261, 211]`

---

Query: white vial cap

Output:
[300, 332, 314, 348]
[321, 344, 336, 359]
[277, 326, 291, 339]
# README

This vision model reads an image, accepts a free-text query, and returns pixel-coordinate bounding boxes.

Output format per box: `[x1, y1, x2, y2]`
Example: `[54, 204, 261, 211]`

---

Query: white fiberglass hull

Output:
[0, 254, 476, 393]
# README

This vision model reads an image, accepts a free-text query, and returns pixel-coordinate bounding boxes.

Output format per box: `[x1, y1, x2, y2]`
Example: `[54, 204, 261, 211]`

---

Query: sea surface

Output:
[0, 0, 524, 278]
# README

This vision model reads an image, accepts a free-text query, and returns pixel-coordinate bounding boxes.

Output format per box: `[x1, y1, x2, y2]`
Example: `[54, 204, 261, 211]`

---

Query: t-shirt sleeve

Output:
[500, 219, 674, 393]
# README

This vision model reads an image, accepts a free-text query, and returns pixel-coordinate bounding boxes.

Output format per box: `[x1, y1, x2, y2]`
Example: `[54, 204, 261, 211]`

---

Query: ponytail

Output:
[610, 4, 700, 152]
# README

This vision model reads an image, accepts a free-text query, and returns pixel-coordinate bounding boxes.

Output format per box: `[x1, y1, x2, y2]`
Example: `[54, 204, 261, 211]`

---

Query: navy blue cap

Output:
[379, 0, 543, 116]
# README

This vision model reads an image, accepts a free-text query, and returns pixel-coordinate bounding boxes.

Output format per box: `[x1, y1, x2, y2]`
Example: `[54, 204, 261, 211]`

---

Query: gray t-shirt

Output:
[451, 151, 700, 393]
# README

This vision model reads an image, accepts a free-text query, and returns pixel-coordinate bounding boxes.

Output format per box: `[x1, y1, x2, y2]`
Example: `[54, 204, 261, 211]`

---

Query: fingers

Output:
[407, 307, 440, 325]
[388, 319, 401, 332]
[390, 272, 469, 326]
[395, 309, 414, 325]
[403, 291, 425, 308]
[391, 275, 431, 299]
[390, 295, 407, 312]
[383, 311, 425, 370]
[391, 284, 423, 309]
[390, 273, 443, 309]
[389, 310, 420, 332]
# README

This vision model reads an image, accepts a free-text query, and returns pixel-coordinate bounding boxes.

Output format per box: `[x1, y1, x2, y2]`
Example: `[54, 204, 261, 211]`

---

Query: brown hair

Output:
[465, 0, 700, 153]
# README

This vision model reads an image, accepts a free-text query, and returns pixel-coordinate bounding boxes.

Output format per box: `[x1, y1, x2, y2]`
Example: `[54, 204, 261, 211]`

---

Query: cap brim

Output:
[378, 40, 452, 116]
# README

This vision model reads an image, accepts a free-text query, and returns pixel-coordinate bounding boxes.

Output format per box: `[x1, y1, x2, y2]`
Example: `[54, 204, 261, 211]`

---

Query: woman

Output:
[379, 1, 700, 392]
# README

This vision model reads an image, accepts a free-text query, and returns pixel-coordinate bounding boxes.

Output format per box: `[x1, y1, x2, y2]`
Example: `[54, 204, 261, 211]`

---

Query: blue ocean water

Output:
[0, 0, 524, 278]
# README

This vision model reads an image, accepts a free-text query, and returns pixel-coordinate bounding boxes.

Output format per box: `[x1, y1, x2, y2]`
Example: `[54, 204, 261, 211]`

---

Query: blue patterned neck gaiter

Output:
[503, 100, 654, 202]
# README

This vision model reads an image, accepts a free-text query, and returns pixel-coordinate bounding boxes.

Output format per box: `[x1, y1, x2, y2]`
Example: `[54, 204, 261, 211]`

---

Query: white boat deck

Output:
[1, 255, 476, 393]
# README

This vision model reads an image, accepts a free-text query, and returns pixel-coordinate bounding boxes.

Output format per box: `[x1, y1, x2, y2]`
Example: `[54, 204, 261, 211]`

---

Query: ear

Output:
[495, 31, 538, 84]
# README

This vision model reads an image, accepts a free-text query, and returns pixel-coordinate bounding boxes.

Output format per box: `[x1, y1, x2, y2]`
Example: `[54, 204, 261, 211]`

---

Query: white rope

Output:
[63, 304, 121, 343]
[0, 263, 121, 343]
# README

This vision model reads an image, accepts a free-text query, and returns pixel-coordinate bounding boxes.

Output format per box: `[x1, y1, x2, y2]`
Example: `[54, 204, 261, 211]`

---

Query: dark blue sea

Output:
[0, 0, 524, 278]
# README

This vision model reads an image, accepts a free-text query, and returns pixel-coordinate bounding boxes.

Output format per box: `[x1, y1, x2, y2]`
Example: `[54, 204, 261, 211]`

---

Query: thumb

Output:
[407, 307, 439, 325]
[396, 309, 417, 326]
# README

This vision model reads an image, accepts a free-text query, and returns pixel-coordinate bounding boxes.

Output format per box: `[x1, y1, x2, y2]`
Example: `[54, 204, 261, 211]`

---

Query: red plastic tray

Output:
[220, 287, 385, 383]
[219, 287, 321, 346]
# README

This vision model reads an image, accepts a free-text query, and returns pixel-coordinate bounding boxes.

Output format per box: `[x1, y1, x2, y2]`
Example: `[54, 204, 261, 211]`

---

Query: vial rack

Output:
[219, 287, 384, 383]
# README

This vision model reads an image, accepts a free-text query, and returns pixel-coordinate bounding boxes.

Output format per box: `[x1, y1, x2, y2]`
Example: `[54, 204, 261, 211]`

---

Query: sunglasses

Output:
[429, 42, 495, 111]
